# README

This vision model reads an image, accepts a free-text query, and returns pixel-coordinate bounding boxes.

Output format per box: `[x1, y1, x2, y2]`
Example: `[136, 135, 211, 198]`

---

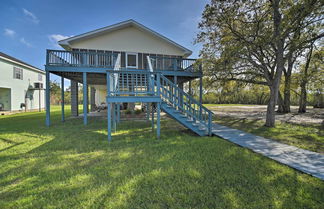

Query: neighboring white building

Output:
[0, 52, 46, 112]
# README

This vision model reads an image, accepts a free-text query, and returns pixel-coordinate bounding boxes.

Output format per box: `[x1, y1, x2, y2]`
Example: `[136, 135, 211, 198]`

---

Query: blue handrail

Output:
[157, 74, 212, 135]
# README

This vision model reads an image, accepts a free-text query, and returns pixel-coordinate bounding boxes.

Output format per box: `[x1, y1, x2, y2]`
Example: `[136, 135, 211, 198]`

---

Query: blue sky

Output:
[0, 0, 208, 80]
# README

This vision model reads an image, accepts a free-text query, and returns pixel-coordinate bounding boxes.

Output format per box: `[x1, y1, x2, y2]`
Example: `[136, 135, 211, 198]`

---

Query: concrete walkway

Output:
[212, 124, 324, 180]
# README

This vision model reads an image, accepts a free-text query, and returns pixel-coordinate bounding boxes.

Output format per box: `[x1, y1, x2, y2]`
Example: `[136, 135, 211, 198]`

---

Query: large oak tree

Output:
[197, 0, 323, 127]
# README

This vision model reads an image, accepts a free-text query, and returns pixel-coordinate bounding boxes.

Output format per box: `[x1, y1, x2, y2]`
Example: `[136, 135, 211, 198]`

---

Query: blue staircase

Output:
[156, 75, 213, 136]
[109, 55, 213, 137]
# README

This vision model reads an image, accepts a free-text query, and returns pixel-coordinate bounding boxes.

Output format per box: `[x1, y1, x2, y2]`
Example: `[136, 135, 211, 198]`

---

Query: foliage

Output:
[0, 107, 323, 208]
[196, 0, 324, 126]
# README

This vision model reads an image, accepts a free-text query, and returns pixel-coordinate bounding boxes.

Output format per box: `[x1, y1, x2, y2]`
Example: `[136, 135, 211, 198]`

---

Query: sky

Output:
[0, 0, 208, 85]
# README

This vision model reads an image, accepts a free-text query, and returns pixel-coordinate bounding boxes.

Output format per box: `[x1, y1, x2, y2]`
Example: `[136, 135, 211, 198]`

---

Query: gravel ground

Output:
[209, 105, 324, 126]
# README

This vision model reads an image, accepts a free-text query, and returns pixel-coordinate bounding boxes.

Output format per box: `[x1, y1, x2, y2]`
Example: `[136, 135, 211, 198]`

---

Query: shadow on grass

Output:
[0, 110, 323, 208]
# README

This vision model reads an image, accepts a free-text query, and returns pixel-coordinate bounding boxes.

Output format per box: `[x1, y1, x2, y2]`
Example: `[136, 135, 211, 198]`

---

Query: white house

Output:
[0, 52, 46, 112]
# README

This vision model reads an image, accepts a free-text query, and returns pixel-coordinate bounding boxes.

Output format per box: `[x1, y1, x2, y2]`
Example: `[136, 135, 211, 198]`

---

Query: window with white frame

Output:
[13, 67, 23, 80]
[38, 73, 42, 81]
[126, 53, 138, 68]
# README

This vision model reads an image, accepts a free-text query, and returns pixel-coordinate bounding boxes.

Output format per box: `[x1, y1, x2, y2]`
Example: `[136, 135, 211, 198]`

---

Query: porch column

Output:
[199, 77, 203, 119]
[107, 103, 111, 142]
[157, 73, 161, 138]
[112, 103, 116, 132]
[157, 102, 160, 138]
[45, 70, 50, 126]
[90, 87, 96, 112]
[107, 72, 111, 141]
[117, 103, 120, 123]
[71, 80, 79, 117]
[189, 80, 192, 118]
[151, 103, 154, 131]
[83, 72, 88, 125]
[146, 102, 150, 121]
[61, 76, 65, 122]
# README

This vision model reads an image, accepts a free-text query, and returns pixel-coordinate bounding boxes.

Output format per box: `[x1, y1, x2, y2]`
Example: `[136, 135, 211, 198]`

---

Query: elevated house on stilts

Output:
[45, 19, 213, 141]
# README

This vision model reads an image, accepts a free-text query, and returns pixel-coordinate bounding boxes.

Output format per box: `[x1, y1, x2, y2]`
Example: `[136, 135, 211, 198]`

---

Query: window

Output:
[34, 82, 43, 89]
[13, 67, 23, 80]
[126, 53, 138, 68]
[38, 73, 43, 81]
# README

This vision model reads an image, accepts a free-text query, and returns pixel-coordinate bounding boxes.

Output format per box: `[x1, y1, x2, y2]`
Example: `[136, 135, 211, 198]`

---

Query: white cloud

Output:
[48, 34, 71, 48]
[4, 28, 16, 38]
[20, 37, 32, 47]
[22, 8, 39, 24]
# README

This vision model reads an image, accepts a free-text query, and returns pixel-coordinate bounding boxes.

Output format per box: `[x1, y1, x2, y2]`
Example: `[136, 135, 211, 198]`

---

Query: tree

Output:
[277, 0, 324, 113]
[196, 0, 323, 127]
[50, 81, 61, 104]
[299, 46, 324, 112]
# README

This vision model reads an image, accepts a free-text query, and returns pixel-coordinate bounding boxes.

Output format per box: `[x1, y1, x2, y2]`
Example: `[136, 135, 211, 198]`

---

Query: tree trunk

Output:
[277, 92, 284, 113]
[266, 86, 278, 127]
[265, 0, 284, 127]
[298, 43, 314, 113]
[298, 81, 307, 113]
[282, 77, 291, 112]
[278, 52, 294, 113]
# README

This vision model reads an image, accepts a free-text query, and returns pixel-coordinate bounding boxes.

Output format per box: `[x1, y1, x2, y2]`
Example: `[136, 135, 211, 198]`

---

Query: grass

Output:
[0, 107, 323, 209]
[203, 104, 254, 107]
[214, 116, 324, 153]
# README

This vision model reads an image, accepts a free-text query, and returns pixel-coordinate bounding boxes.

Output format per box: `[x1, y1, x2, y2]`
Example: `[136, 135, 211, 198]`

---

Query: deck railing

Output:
[149, 56, 201, 72]
[107, 71, 160, 97]
[46, 49, 119, 68]
[46, 50, 201, 72]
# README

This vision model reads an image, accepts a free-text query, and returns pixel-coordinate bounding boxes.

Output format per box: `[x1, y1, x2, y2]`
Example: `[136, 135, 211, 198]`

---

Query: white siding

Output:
[70, 26, 185, 56]
[0, 59, 46, 111]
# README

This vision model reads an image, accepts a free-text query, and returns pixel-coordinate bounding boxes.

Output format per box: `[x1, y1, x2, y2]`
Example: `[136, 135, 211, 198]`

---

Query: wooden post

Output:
[157, 102, 160, 138]
[151, 103, 154, 131]
[83, 72, 88, 125]
[45, 70, 50, 126]
[107, 103, 111, 142]
[146, 102, 150, 121]
[174, 76, 177, 109]
[112, 103, 116, 132]
[107, 72, 111, 141]
[156, 73, 161, 138]
[117, 103, 120, 123]
[61, 76, 65, 122]
[199, 77, 203, 120]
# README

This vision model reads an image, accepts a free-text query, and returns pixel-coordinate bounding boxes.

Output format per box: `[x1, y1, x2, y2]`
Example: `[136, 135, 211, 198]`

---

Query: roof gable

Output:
[0, 52, 44, 74]
[58, 20, 192, 57]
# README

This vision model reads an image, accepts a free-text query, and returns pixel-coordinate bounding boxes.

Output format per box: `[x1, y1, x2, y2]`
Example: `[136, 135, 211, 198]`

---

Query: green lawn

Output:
[0, 107, 323, 209]
[214, 116, 324, 153]
[203, 104, 253, 107]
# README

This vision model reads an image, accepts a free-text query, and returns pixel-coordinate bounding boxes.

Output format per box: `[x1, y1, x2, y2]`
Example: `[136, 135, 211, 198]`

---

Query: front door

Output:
[126, 52, 138, 69]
